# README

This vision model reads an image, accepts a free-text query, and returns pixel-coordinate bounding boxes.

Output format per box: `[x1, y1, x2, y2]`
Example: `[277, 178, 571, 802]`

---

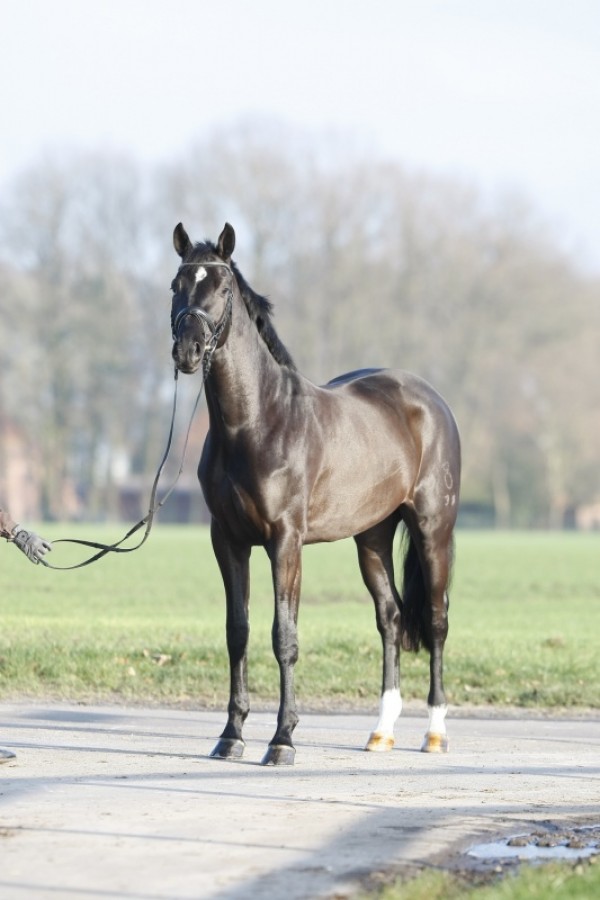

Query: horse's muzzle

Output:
[172, 338, 203, 375]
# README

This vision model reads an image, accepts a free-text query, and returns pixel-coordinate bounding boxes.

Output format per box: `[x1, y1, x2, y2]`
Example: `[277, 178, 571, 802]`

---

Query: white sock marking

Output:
[427, 704, 448, 735]
[374, 689, 402, 735]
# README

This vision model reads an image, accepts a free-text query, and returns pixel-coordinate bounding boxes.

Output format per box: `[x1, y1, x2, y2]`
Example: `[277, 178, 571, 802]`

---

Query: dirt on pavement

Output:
[1, 702, 599, 899]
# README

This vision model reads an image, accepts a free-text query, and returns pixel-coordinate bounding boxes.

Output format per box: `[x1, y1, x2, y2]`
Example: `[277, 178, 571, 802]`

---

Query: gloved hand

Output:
[11, 526, 52, 564]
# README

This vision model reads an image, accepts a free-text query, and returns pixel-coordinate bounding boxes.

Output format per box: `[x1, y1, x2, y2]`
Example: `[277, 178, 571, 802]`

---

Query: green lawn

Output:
[369, 859, 600, 900]
[1, 526, 598, 710]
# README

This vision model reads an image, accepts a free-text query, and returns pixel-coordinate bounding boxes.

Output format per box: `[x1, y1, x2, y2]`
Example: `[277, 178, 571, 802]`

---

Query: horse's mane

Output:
[195, 241, 296, 370]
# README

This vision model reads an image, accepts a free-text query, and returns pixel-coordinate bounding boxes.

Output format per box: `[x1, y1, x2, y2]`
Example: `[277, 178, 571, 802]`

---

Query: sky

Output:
[2, 0, 600, 272]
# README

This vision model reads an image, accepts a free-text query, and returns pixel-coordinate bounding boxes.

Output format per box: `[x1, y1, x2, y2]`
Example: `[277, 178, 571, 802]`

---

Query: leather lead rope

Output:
[40, 370, 205, 571]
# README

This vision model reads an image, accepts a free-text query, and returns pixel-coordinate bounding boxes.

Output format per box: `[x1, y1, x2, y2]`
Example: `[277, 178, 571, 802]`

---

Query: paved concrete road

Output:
[1, 703, 599, 899]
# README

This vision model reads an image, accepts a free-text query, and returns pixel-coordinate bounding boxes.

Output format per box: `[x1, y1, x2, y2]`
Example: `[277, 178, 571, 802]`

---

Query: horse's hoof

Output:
[365, 731, 394, 752]
[421, 731, 449, 753]
[209, 738, 245, 760]
[261, 744, 295, 766]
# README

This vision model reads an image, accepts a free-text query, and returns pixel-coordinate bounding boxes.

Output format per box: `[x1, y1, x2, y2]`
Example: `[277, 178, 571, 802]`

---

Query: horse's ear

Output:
[217, 223, 235, 261]
[173, 223, 193, 259]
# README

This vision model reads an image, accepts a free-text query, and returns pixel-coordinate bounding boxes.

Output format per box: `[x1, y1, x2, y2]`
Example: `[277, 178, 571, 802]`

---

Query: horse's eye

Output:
[170, 280, 177, 293]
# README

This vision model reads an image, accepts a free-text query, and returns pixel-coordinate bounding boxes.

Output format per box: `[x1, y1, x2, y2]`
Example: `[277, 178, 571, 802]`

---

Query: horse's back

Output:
[325, 366, 461, 497]
[325, 367, 383, 387]
[324, 367, 459, 449]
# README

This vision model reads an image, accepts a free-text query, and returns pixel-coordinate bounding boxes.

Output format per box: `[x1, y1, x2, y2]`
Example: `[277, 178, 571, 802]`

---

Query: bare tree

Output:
[1, 129, 597, 527]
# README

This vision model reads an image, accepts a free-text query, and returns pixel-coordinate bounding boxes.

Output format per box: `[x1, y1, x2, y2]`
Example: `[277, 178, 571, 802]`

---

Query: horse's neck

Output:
[206, 305, 289, 434]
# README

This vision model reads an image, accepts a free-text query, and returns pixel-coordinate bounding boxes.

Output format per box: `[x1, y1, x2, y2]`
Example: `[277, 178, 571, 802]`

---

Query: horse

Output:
[170, 222, 461, 765]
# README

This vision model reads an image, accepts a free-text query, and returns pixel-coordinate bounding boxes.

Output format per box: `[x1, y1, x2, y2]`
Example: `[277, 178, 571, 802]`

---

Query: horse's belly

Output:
[305, 465, 408, 543]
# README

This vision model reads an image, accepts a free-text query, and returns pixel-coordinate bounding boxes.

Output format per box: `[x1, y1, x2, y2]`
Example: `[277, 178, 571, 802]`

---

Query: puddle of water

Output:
[468, 840, 598, 862]
[468, 826, 600, 863]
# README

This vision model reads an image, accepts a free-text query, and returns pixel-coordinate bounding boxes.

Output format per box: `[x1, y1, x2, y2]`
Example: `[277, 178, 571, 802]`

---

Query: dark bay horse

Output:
[170, 223, 461, 765]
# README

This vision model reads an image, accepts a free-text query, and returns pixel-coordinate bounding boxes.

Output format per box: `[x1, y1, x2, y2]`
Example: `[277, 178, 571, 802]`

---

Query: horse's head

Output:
[171, 222, 236, 375]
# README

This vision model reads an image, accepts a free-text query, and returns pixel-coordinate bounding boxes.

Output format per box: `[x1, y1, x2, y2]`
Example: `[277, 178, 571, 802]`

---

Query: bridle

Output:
[172, 260, 234, 379]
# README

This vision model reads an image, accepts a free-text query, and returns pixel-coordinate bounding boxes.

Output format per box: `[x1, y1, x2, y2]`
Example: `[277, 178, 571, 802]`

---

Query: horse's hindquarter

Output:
[304, 370, 459, 542]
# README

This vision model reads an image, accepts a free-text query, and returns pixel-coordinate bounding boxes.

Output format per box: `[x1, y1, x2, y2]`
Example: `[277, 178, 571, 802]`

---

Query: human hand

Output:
[11, 527, 53, 564]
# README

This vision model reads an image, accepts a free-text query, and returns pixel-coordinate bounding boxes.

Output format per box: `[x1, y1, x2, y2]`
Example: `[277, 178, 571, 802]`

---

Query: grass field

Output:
[1, 526, 598, 711]
[369, 859, 600, 900]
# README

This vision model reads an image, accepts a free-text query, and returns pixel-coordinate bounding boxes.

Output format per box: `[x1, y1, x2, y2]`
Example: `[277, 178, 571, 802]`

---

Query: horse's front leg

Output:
[209, 519, 251, 760]
[261, 531, 302, 766]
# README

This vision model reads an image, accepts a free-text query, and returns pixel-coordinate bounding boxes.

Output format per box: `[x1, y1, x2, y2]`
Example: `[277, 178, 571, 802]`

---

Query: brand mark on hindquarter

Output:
[442, 462, 455, 506]
[441, 461, 453, 489]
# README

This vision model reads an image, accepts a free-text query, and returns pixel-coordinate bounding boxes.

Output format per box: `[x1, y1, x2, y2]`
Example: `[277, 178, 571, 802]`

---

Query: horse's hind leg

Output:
[413, 520, 453, 754]
[209, 519, 251, 760]
[355, 518, 402, 752]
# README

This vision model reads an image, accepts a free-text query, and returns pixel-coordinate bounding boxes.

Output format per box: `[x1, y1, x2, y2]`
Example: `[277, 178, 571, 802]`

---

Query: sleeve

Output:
[0, 507, 18, 539]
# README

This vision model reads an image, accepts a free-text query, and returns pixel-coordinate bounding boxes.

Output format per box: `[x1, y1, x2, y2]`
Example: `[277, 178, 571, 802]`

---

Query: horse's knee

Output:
[272, 620, 299, 667]
[226, 623, 249, 664]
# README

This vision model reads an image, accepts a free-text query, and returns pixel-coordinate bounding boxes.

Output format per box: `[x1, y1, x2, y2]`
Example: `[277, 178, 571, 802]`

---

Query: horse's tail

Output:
[399, 525, 432, 653]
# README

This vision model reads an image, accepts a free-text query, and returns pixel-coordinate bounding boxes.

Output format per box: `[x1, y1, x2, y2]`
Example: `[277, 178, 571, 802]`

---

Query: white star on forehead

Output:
[195, 266, 207, 283]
